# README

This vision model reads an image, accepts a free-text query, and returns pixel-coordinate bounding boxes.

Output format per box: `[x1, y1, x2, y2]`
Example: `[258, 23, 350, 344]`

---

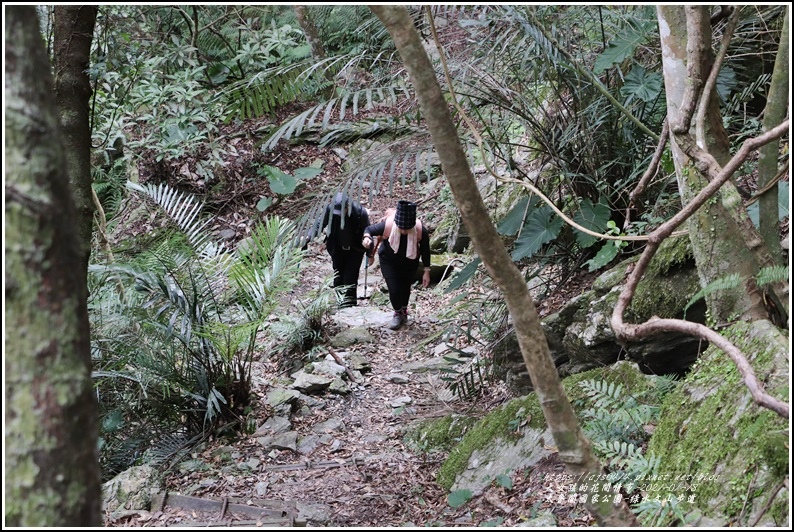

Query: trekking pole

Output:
[360, 242, 374, 301]
[363, 253, 369, 299]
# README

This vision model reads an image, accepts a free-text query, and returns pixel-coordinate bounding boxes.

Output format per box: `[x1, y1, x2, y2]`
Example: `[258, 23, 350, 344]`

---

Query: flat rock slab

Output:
[332, 306, 394, 328]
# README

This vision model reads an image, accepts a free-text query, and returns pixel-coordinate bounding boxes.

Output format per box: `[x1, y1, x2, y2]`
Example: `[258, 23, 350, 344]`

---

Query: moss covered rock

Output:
[647, 320, 789, 526]
[403, 414, 478, 454]
[493, 238, 706, 394]
[437, 361, 658, 494]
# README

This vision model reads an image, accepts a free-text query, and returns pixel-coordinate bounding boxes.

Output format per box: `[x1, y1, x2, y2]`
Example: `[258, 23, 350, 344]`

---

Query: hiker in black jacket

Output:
[362, 200, 431, 329]
[305, 192, 371, 308]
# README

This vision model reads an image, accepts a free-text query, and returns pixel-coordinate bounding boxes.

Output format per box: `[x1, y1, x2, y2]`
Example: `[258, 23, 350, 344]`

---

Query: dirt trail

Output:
[132, 243, 475, 527]
[107, 218, 593, 528]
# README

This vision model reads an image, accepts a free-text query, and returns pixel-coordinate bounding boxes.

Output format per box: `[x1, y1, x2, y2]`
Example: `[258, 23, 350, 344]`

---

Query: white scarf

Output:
[387, 215, 418, 259]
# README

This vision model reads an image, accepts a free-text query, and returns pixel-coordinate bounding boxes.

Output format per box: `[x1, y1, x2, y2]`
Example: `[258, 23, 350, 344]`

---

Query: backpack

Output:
[329, 198, 365, 251]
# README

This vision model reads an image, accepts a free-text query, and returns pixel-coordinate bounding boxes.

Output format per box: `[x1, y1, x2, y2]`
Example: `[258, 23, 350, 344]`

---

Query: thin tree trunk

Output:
[757, 6, 788, 264]
[294, 5, 326, 61]
[53, 5, 98, 278]
[5, 5, 102, 527]
[370, 5, 639, 527]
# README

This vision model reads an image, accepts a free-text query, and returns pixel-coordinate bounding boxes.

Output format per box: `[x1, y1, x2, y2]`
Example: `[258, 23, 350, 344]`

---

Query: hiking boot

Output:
[389, 311, 404, 330]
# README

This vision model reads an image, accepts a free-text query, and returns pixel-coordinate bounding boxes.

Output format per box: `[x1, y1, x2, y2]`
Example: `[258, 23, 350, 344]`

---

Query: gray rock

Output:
[452, 424, 554, 496]
[297, 392, 326, 408]
[385, 373, 410, 384]
[328, 376, 351, 394]
[332, 308, 393, 329]
[331, 351, 371, 373]
[312, 359, 346, 378]
[102, 465, 162, 515]
[390, 396, 412, 408]
[219, 228, 236, 240]
[295, 501, 333, 526]
[254, 416, 291, 436]
[266, 387, 300, 408]
[256, 431, 298, 452]
[401, 355, 463, 374]
[329, 325, 377, 346]
[518, 511, 557, 527]
[291, 372, 333, 393]
[255, 481, 269, 497]
[312, 418, 345, 434]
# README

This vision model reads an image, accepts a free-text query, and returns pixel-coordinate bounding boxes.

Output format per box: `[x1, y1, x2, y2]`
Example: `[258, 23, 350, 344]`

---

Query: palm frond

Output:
[126, 181, 223, 259]
[220, 62, 308, 121]
[231, 216, 302, 320]
[260, 83, 412, 152]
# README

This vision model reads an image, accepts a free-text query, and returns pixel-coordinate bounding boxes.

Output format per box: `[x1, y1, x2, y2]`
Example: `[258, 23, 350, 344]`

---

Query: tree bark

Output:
[756, 6, 788, 263]
[294, 5, 326, 61]
[53, 5, 98, 278]
[657, 5, 779, 324]
[5, 5, 102, 527]
[370, 5, 639, 527]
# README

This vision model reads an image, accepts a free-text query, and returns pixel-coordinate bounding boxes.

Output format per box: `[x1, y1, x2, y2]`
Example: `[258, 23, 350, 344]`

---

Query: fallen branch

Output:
[323, 330, 358, 383]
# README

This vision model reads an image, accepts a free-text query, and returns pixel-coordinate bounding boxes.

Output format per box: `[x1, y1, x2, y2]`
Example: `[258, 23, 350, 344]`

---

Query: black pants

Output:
[331, 249, 365, 307]
[379, 253, 418, 312]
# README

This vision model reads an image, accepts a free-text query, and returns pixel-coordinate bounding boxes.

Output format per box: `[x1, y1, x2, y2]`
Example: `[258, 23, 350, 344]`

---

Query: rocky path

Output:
[105, 236, 595, 528]
[111, 242, 493, 527]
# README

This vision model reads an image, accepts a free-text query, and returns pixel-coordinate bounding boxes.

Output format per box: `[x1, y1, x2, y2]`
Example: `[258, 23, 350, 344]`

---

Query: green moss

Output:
[436, 395, 545, 490]
[647, 321, 789, 525]
[403, 414, 477, 454]
[629, 267, 699, 321]
[646, 236, 693, 277]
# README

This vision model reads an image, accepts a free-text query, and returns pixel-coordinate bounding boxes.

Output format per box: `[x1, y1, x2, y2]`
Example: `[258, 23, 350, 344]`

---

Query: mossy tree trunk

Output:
[756, 6, 788, 264]
[5, 5, 102, 526]
[53, 5, 98, 279]
[657, 6, 785, 324]
[370, 5, 639, 527]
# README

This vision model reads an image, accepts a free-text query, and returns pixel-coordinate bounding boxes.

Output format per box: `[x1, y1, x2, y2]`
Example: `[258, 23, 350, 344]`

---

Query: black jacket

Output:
[309, 195, 370, 256]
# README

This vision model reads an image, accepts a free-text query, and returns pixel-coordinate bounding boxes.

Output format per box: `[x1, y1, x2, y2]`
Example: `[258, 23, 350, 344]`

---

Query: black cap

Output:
[394, 200, 416, 229]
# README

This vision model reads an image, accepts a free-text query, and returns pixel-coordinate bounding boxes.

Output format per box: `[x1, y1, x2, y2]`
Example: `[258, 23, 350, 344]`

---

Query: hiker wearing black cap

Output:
[362, 200, 431, 330]
[305, 192, 371, 308]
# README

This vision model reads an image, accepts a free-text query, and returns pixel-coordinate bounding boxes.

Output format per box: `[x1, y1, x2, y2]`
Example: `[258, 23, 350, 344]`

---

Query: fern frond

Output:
[756, 265, 788, 286]
[578, 379, 625, 411]
[684, 273, 743, 313]
[650, 374, 679, 402]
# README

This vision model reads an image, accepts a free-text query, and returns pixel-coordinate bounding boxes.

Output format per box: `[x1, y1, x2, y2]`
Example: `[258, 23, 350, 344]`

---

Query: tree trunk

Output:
[370, 5, 639, 527]
[757, 6, 788, 264]
[294, 5, 326, 61]
[5, 6, 102, 527]
[657, 5, 781, 324]
[53, 5, 98, 278]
